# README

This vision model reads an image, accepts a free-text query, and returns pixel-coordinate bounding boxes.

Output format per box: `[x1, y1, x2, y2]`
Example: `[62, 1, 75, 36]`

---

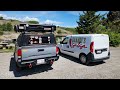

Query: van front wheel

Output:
[79, 54, 89, 65]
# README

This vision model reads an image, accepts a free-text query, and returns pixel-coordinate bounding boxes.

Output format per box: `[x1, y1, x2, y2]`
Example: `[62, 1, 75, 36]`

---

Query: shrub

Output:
[109, 32, 120, 47]
[0, 31, 3, 35]
[0, 17, 3, 20]
[103, 31, 120, 47]
[27, 21, 39, 24]
[57, 29, 62, 34]
[8, 46, 14, 50]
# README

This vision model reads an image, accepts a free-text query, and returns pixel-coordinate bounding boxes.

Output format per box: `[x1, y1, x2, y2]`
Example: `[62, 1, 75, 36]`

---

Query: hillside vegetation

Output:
[0, 18, 76, 41]
[0, 11, 120, 47]
[76, 11, 120, 47]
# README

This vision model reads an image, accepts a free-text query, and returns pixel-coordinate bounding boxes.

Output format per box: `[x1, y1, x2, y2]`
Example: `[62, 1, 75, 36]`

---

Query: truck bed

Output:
[21, 44, 57, 61]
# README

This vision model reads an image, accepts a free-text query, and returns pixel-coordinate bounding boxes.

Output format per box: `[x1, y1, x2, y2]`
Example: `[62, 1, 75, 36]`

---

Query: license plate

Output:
[37, 59, 45, 65]
[97, 50, 102, 54]
[19, 26, 24, 29]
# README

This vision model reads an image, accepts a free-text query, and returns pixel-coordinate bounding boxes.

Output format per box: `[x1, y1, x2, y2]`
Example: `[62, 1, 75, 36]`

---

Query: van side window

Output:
[72, 37, 86, 44]
[62, 37, 69, 44]
[72, 37, 75, 44]
[78, 38, 81, 43]
[83, 38, 86, 44]
[80, 38, 83, 44]
[17, 33, 22, 46]
[76, 38, 78, 43]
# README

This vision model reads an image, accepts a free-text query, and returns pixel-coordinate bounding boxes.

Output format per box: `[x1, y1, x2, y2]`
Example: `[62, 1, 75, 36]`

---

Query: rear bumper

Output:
[87, 52, 110, 62]
[17, 55, 59, 67]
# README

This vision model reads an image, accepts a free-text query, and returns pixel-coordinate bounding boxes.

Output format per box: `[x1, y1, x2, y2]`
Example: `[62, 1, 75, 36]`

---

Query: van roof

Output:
[67, 34, 108, 37]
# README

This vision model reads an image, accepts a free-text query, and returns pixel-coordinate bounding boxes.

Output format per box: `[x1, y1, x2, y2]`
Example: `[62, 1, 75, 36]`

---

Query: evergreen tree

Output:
[107, 11, 120, 33]
[107, 11, 120, 21]
[76, 11, 103, 34]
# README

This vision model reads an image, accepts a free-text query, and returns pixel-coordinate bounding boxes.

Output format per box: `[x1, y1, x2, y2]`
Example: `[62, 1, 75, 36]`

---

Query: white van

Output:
[57, 34, 110, 65]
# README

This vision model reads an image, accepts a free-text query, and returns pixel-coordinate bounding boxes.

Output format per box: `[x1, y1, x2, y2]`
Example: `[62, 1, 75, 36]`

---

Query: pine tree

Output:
[107, 11, 120, 21]
[76, 11, 103, 34]
[107, 11, 120, 33]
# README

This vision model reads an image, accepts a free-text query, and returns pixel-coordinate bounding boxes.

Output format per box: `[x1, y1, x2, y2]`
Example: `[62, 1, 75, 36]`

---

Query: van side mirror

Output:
[60, 41, 63, 44]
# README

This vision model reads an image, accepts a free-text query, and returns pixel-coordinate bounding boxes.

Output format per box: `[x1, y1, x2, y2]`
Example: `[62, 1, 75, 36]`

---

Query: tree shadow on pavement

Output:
[9, 56, 53, 77]
[59, 53, 105, 66]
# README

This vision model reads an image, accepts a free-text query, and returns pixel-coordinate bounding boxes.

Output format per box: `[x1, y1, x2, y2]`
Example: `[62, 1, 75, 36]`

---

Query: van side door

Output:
[60, 37, 70, 55]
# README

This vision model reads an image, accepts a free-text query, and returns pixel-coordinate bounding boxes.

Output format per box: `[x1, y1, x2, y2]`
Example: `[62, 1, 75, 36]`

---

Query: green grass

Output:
[0, 46, 15, 53]
[0, 49, 14, 53]
[64, 28, 77, 34]
[58, 27, 77, 34]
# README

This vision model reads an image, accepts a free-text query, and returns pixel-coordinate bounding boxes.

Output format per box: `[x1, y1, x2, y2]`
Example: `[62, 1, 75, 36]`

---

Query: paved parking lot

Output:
[0, 47, 120, 79]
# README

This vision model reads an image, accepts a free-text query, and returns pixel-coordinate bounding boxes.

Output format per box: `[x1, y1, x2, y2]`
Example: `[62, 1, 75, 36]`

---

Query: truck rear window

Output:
[21, 33, 56, 46]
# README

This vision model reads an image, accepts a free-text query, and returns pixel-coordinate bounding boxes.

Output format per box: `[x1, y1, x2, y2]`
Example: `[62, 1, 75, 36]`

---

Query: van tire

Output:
[79, 54, 89, 65]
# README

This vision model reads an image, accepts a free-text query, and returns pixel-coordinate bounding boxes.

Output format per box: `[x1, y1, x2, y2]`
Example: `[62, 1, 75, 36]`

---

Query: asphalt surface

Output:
[0, 47, 120, 79]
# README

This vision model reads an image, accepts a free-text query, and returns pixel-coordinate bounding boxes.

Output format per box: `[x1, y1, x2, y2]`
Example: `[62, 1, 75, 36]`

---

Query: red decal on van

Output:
[69, 37, 87, 49]
[69, 38, 72, 47]
[77, 44, 87, 49]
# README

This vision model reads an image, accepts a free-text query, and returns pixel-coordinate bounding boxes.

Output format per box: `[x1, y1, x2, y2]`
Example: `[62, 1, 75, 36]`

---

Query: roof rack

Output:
[14, 24, 56, 33]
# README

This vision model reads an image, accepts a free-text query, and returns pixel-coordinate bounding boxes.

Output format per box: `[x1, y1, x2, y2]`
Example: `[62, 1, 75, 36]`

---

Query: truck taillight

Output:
[17, 49, 22, 56]
[90, 42, 94, 53]
[56, 46, 59, 54]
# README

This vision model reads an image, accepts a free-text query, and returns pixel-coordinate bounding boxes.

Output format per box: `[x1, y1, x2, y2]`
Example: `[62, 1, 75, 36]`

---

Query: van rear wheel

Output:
[79, 54, 89, 65]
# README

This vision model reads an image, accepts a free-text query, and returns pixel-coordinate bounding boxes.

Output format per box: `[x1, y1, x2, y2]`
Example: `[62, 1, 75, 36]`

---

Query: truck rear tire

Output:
[47, 60, 54, 67]
[16, 62, 22, 71]
[48, 63, 52, 67]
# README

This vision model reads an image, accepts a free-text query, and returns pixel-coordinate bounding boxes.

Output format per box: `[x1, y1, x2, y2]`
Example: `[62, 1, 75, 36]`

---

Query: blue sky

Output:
[0, 11, 109, 27]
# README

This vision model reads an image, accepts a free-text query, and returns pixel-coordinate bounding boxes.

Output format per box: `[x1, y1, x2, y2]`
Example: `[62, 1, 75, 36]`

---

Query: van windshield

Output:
[21, 33, 56, 46]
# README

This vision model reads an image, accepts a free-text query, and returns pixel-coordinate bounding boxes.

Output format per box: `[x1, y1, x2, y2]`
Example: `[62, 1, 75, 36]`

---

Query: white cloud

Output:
[22, 16, 39, 22]
[0, 14, 7, 18]
[0, 11, 58, 19]
[67, 11, 83, 16]
[63, 25, 77, 28]
[68, 11, 109, 16]
[0, 14, 39, 22]
[41, 19, 62, 26]
[0, 13, 62, 26]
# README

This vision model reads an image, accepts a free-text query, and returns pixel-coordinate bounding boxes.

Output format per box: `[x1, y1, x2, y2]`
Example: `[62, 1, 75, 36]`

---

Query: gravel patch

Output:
[0, 47, 120, 79]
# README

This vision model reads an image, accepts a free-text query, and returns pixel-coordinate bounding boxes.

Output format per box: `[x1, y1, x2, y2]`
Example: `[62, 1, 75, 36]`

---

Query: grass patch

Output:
[0, 49, 14, 53]
[0, 46, 14, 53]
[58, 27, 77, 34]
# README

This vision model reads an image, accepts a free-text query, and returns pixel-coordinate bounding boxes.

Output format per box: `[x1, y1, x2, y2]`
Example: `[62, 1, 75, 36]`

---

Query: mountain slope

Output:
[0, 19, 77, 41]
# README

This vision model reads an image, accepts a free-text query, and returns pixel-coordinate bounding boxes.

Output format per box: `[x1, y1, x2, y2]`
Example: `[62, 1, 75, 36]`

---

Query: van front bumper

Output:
[87, 52, 110, 62]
